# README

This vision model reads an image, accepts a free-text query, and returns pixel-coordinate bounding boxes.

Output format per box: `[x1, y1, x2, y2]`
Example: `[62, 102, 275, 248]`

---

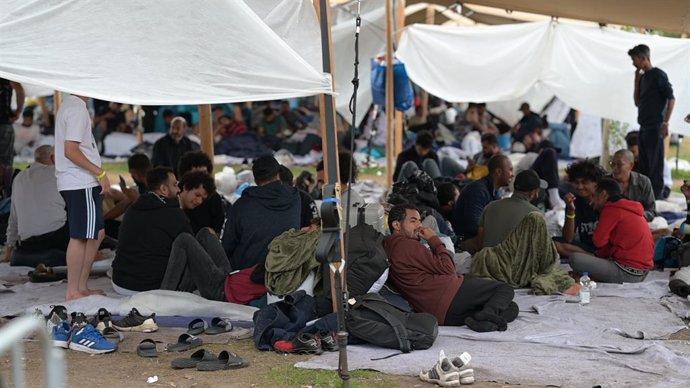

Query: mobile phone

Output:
[119, 175, 126, 188]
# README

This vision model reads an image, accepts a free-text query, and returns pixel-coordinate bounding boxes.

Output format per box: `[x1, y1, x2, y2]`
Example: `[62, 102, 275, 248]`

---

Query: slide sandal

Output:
[167, 333, 203, 352]
[196, 350, 248, 371]
[171, 349, 216, 369]
[205, 317, 232, 335]
[102, 327, 124, 343]
[137, 339, 158, 358]
[187, 318, 207, 335]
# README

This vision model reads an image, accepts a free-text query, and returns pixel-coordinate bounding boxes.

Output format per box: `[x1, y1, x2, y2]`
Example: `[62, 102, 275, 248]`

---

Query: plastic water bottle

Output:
[579, 272, 591, 305]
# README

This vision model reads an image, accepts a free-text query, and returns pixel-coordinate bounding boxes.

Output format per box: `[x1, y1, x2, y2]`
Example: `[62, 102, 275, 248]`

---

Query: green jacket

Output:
[265, 228, 321, 296]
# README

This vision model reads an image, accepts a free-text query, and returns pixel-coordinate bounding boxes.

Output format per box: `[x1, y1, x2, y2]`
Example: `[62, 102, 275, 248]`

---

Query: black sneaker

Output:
[92, 308, 113, 332]
[46, 305, 69, 323]
[112, 308, 158, 333]
[317, 331, 339, 352]
[274, 333, 323, 355]
[70, 312, 88, 328]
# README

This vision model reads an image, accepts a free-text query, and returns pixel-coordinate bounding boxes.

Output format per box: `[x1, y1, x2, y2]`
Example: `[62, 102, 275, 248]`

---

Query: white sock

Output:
[548, 188, 565, 209]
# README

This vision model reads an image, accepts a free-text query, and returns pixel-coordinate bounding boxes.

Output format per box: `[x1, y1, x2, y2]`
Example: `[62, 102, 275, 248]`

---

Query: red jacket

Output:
[593, 198, 654, 270]
[383, 234, 463, 325]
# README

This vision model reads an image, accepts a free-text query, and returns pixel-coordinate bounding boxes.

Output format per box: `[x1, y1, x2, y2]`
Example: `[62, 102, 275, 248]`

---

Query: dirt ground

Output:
[0, 335, 548, 388]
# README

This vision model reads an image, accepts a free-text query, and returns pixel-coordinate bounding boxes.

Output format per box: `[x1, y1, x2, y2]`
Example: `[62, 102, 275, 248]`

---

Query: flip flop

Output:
[196, 350, 248, 371]
[166, 333, 203, 352]
[205, 317, 232, 335]
[137, 339, 158, 358]
[227, 327, 253, 340]
[171, 349, 216, 369]
[102, 327, 124, 343]
[187, 318, 207, 335]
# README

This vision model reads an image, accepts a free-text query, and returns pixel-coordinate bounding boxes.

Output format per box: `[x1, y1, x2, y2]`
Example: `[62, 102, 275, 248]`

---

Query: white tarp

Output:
[332, 0, 387, 126]
[398, 22, 690, 135]
[0, 0, 332, 105]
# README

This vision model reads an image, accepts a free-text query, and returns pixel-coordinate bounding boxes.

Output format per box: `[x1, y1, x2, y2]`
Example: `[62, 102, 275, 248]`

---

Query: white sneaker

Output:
[419, 350, 461, 387]
[449, 353, 475, 385]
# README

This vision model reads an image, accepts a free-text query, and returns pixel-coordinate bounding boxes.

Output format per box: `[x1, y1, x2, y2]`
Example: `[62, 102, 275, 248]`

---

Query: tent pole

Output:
[420, 6, 435, 122]
[135, 105, 144, 145]
[314, 0, 350, 386]
[53, 91, 62, 113]
[385, 0, 395, 187]
[37, 97, 50, 129]
[198, 104, 214, 160]
[393, 0, 404, 160]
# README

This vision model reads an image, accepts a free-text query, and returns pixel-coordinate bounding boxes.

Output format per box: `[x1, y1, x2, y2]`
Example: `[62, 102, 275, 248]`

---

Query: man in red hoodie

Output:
[384, 204, 517, 332]
[570, 178, 654, 283]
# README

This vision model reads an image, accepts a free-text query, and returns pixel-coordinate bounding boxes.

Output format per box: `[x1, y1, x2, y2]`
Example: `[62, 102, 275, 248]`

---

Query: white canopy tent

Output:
[397, 21, 690, 135]
[0, 0, 332, 105]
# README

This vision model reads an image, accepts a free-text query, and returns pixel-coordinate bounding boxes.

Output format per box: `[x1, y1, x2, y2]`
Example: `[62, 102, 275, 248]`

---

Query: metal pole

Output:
[385, 0, 395, 187]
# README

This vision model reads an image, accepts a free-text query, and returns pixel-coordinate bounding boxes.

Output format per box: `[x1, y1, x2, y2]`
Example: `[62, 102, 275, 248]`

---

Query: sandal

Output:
[28, 264, 66, 283]
[171, 349, 216, 369]
[205, 317, 232, 335]
[196, 350, 248, 371]
[166, 333, 203, 352]
[137, 339, 158, 358]
[187, 318, 207, 335]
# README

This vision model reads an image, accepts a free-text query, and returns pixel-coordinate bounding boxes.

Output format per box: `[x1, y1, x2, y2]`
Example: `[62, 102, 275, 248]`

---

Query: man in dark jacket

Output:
[392, 131, 440, 182]
[111, 167, 191, 293]
[278, 165, 318, 228]
[569, 178, 654, 283]
[178, 150, 226, 234]
[222, 155, 301, 284]
[152, 116, 194, 176]
[384, 204, 517, 332]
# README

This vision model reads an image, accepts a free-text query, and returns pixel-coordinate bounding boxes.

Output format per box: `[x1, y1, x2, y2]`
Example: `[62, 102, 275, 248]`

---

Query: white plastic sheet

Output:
[398, 22, 690, 135]
[0, 0, 332, 105]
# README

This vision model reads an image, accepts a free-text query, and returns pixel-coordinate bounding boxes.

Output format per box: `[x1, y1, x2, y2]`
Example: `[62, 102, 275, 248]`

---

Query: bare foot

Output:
[87, 288, 106, 296]
[94, 251, 107, 261]
[66, 292, 86, 301]
[563, 284, 581, 296]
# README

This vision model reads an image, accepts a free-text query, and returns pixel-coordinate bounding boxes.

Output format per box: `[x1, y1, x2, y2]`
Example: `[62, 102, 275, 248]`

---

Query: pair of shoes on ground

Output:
[111, 308, 158, 333]
[187, 317, 252, 339]
[464, 302, 519, 333]
[420, 350, 474, 386]
[47, 305, 117, 354]
[170, 349, 249, 371]
[273, 331, 338, 355]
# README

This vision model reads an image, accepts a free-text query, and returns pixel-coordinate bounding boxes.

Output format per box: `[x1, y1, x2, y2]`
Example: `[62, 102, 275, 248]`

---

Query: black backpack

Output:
[345, 293, 438, 352]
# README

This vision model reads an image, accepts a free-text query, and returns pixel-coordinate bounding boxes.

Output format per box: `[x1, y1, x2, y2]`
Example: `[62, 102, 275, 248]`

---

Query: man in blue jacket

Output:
[452, 155, 513, 254]
[222, 155, 301, 285]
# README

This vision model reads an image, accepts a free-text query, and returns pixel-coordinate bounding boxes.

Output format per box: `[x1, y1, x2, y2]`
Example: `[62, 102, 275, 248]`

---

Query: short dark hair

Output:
[628, 44, 650, 58]
[625, 131, 639, 148]
[162, 109, 175, 118]
[179, 171, 216, 195]
[128, 153, 152, 173]
[278, 165, 294, 186]
[596, 177, 622, 197]
[22, 108, 33, 118]
[147, 167, 174, 192]
[480, 133, 498, 145]
[415, 131, 434, 149]
[488, 154, 509, 175]
[566, 159, 606, 182]
[252, 155, 280, 184]
[437, 182, 458, 206]
[178, 151, 213, 176]
[388, 204, 419, 232]
[263, 107, 274, 116]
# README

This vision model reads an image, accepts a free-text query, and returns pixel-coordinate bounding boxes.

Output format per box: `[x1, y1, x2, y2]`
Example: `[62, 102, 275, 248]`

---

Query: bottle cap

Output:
[582, 272, 589, 276]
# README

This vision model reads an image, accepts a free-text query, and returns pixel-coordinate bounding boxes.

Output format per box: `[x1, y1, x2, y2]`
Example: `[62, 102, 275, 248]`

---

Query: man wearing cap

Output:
[222, 155, 301, 285]
[470, 170, 578, 295]
[477, 170, 547, 248]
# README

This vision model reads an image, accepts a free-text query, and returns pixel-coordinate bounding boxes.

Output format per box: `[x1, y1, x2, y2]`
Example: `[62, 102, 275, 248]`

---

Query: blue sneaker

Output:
[52, 321, 72, 349]
[68, 324, 117, 354]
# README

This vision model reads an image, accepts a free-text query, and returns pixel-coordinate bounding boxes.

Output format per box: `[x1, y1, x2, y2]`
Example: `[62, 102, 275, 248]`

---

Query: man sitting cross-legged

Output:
[569, 178, 655, 283]
[111, 167, 214, 294]
[384, 204, 518, 332]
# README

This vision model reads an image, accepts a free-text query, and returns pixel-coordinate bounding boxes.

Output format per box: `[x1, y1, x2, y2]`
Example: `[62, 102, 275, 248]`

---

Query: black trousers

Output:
[532, 148, 559, 189]
[638, 124, 665, 199]
[444, 277, 514, 326]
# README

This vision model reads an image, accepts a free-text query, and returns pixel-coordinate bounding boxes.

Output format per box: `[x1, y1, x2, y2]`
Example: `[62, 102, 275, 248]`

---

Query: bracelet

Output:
[96, 170, 106, 180]
[566, 213, 575, 220]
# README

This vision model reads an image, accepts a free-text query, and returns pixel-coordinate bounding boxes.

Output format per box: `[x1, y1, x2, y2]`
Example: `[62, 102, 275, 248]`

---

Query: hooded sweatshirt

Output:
[383, 234, 463, 325]
[222, 180, 301, 284]
[593, 197, 654, 270]
[112, 193, 192, 291]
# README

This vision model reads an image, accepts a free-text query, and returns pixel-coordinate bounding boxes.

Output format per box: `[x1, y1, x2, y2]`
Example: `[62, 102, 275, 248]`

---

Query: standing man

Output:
[629, 44, 675, 199]
[0, 78, 24, 181]
[55, 94, 110, 300]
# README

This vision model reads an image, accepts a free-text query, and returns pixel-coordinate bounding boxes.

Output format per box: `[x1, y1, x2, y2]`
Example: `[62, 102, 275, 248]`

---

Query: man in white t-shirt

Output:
[55, 94, 110, 300]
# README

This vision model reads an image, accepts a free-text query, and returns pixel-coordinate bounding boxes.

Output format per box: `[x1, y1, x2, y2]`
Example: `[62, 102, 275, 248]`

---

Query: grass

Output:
[266, 364, 391, 388]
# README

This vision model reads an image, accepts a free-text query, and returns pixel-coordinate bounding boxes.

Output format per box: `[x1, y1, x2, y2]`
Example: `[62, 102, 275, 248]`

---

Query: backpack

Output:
[345, 293, 438, 352]
[655, 236, 690, 269]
